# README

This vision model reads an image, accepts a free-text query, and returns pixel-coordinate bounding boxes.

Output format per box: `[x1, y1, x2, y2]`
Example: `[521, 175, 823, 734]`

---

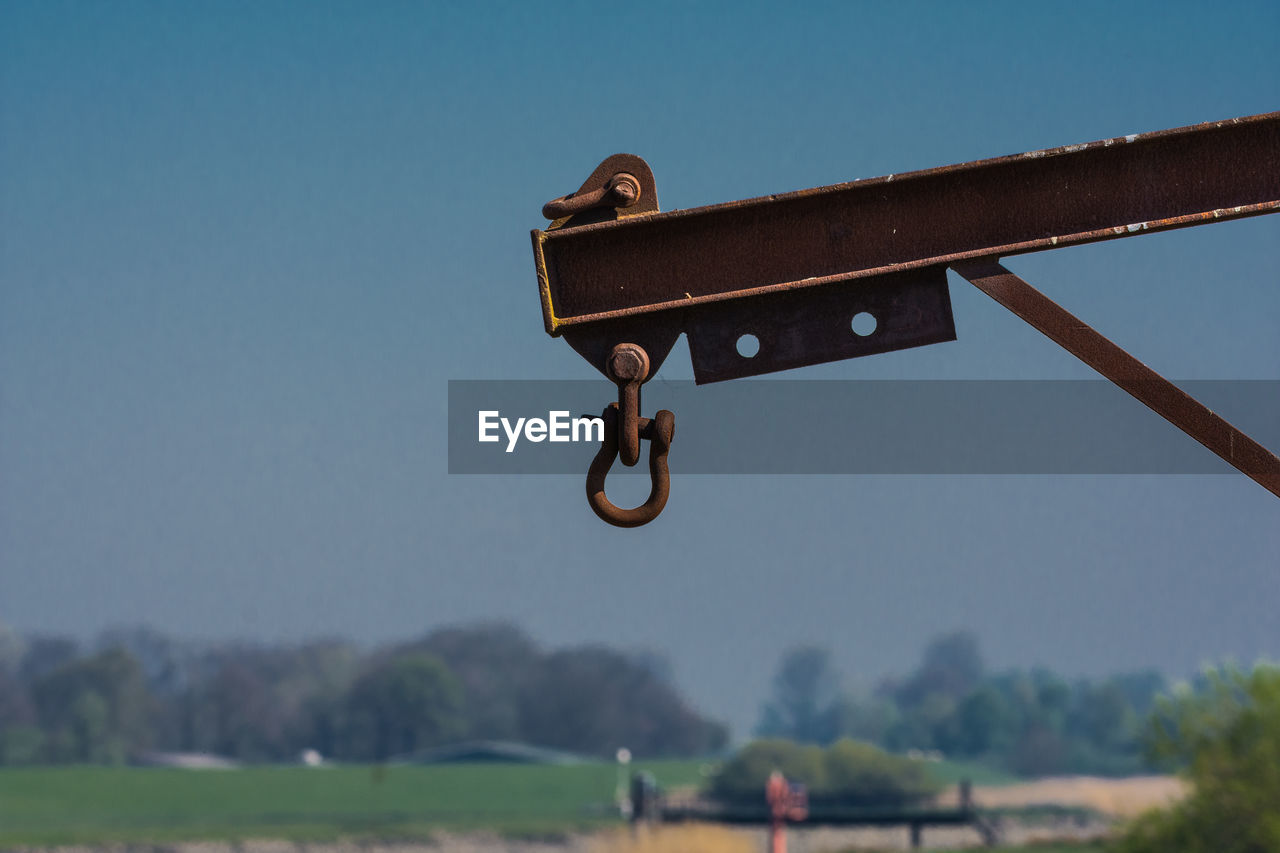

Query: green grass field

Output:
[920, 758, 1021, 787]
[0, 758, 1025, 846]
[0, 761, 708, 845]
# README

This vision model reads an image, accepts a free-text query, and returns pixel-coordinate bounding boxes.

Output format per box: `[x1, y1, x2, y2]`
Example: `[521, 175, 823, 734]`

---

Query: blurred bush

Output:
[709, 737, 940, 806]
[1115, 663, 1280, 853]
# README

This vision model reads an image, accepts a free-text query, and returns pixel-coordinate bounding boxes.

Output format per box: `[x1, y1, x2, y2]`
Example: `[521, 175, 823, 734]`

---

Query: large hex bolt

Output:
[606, 343, 650, 467]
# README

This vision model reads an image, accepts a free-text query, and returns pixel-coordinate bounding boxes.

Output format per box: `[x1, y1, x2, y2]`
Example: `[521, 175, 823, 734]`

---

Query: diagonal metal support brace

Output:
[952, 260, 1280, 498]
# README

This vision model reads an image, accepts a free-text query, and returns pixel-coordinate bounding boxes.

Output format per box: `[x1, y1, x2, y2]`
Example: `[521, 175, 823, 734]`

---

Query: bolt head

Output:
[608, 344, 649, 382]
[610, 174, 640, 206]
[614, 183, 637, 204]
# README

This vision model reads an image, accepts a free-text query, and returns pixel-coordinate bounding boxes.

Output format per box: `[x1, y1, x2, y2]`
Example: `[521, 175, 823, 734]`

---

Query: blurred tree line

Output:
[757, 631, 1168, 776]
[0, 621, 727, 765]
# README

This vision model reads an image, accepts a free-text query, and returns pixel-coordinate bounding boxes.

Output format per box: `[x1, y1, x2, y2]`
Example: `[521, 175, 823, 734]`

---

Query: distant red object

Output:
[766, 771, 808, 853]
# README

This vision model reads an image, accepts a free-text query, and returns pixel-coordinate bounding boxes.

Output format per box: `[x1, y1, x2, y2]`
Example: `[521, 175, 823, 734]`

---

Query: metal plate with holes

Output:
[687, 267, 955, 383]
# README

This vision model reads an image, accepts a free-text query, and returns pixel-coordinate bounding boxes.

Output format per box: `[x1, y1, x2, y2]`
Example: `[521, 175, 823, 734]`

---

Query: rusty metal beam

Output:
[534, 113, 1280, 334]
[953, 260, 1280, 499]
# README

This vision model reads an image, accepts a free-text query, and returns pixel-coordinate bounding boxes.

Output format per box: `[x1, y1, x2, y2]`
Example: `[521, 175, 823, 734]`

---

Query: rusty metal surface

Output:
[542, 172, 641, 221]
[953, 260, 1280, 499]
[687, 266, 954, 383]
[534, 112, 1280, 337]
[585, 404, 674, 528]
[539, 153, 658, 232]
[606, 343, 650, 466]
[534, 154, 678, 383]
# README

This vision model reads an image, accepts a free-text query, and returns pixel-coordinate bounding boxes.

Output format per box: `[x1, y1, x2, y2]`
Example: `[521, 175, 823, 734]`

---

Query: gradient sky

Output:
[2, 1, 1278, 737]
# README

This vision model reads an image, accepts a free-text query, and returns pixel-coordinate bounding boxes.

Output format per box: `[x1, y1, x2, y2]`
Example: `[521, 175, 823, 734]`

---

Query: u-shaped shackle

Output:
[585, 403, 674, 528]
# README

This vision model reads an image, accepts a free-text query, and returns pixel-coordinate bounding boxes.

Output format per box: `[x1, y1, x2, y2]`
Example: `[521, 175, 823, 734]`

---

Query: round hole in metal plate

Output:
[851, 312, 877, 336]
[736, 334, 760, 358]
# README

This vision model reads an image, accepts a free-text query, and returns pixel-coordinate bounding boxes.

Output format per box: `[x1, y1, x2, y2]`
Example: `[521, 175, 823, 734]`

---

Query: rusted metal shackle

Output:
[541, 173, 641, 220]
[586, 404, 674, 528]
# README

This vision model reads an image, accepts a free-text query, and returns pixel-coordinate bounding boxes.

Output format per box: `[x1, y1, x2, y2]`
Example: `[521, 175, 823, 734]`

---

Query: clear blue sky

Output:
[2, 1, 1278, 736]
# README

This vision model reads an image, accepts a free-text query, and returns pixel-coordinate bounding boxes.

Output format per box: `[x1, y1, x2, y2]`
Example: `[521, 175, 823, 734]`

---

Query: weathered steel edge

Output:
[562, 112, 1278, 229]
[533, 111, 1280, 335]
[543, 201, 1280, 333]
[531, 229, 557, 335]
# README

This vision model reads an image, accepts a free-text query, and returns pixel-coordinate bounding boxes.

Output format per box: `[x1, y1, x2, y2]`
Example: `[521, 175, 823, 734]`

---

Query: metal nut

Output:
[610, 174, 640, 207]
[607, 343, 650, 382]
